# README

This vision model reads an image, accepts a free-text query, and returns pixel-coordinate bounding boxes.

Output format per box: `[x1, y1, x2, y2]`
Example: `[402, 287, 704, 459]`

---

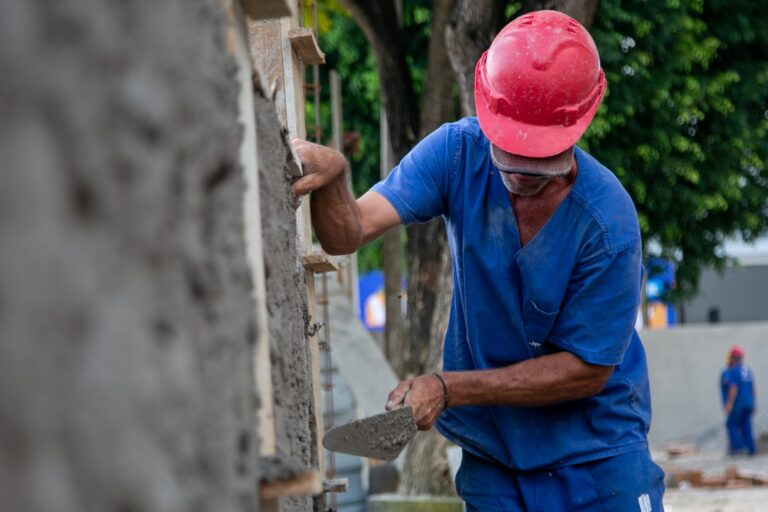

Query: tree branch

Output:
[520, 0, 601, 29]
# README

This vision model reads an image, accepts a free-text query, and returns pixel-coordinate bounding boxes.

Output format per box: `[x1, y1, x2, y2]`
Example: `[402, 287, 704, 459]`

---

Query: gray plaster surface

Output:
[643, 324, 768, 449]
[252, 71, 315, 512]
[0, 2, 317, 511]
[0, 1, 260, 511]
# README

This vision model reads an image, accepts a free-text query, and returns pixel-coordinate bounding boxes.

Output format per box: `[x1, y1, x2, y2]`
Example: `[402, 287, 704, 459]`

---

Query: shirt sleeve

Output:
[547, 242, 642, 366]
[371, 123, 455, 224]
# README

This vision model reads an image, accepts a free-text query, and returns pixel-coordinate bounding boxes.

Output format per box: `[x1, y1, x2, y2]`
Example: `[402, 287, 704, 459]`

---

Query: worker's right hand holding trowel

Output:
[322, 373, 448, 461]
[385, 373, 449, 431]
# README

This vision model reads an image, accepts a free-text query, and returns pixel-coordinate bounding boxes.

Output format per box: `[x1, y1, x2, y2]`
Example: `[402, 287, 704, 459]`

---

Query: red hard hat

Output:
[474, 10, 607, 157]
[730, 345, 745, 358]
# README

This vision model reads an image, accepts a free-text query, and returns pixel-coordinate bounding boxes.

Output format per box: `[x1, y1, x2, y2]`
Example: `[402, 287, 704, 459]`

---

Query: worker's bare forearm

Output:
[292, 139, 403, 253]
[441, 352, 613, 408]
[290, 138, 363, 255]
[310, 173, 363, 255]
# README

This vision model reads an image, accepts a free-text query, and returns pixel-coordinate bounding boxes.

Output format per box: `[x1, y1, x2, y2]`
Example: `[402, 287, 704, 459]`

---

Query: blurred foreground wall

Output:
[0, 1, 313, 511]
[644, 324, 768, 449]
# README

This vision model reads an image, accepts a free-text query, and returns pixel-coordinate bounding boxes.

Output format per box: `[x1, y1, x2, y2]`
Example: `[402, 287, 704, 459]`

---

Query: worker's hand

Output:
[290, 138, 348, 197]
[386, 375, 446, 431]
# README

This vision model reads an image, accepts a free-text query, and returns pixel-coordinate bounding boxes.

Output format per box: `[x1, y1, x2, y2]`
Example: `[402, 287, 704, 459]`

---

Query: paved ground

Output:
[657, 451, 768, 511]
[665, 489, 768, 512]
[655, 451, 768, 476]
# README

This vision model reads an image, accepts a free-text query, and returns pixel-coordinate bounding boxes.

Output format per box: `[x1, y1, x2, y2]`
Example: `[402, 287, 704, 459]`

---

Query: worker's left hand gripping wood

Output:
[246, 6, 325, 496]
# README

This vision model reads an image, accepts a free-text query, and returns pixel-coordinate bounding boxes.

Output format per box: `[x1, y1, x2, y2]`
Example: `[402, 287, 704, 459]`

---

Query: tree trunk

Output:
[403, 0, 457, 379]
[399, 245, 455, 495]
[521, 0, 601, 28]
[395, 0, 508, 497]
[341, 0, 602, 497]
[340, 0, 418, 376]
[445, 0, 508, 116]
[398, 0, 457, 492]
[339, 0, 419, 161]
[400, 0, 604, 497]
[379, 108, 406, 366]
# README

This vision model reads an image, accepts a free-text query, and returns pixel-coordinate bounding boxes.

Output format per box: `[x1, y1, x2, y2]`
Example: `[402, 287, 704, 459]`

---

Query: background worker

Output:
[723, 345, 757, 456]
[293, 11, 664, 510]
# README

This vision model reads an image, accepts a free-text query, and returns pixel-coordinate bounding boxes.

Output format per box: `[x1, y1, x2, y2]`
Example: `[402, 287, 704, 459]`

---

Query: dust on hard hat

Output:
[474, 10, 607, 158]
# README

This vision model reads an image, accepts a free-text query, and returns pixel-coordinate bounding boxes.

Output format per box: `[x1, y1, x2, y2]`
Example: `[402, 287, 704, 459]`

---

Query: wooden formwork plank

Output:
[247, 4, 326, 491]
[248, 20, 288, 130]
[224, 0, 277, 456]
[303, 253, 340, 273]
[261, 470, 322, 499]
[288, 27, 326, 65]
[323, 478, 349, 493]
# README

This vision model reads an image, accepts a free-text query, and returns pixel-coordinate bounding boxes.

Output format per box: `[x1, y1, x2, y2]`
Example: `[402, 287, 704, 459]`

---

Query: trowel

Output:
[322, 406, 417, 461]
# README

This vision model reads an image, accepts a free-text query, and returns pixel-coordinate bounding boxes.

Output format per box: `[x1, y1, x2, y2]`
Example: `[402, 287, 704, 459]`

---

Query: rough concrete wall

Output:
[252, 77, 315, 512]
[643, 324, 768, 448]
[0, 1, 263, 511]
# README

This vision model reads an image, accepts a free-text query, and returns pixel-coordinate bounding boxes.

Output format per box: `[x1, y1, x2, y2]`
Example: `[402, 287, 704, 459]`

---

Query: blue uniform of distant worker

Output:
[373, 117, 663, 510]
[722, 345, 756, 455]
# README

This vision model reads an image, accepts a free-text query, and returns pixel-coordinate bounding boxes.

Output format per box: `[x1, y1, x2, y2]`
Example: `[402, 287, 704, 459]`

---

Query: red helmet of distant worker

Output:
[730, 345, 745, 358]
[474, 10, 607, 158]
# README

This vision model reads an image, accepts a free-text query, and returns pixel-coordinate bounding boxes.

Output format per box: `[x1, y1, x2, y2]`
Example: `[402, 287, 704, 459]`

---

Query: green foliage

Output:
[317, 0, 434, 272]
[315, 10, 380, 192]
[315, 6, 381, 272]
[586, 0, 768, 297]
[317, 1, 768, 294]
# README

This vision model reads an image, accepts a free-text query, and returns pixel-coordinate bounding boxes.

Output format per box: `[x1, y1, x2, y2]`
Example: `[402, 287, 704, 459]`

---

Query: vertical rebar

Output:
[319, 272, 336, 509]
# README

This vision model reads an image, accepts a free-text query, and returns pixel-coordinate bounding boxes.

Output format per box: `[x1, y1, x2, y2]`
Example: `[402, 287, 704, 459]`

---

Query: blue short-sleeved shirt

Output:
[372, 118, 651, 470]
[724, 364, 755, 411]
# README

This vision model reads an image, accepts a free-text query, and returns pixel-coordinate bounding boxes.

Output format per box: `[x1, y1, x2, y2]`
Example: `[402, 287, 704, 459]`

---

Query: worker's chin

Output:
[500, 174, 550, 197]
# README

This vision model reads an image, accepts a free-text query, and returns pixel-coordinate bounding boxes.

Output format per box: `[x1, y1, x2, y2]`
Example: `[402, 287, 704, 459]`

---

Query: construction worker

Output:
[293, 11, 664, 511]
[723, 345, 757, 456]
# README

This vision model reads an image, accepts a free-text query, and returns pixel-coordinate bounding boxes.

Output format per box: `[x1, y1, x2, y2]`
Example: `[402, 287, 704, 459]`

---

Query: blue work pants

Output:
[727, 407, 756, 455]
[456, 449, 665, 511]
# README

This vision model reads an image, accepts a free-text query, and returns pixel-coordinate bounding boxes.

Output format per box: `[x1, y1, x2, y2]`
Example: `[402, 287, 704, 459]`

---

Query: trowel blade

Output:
[322, 406, 417, 461]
